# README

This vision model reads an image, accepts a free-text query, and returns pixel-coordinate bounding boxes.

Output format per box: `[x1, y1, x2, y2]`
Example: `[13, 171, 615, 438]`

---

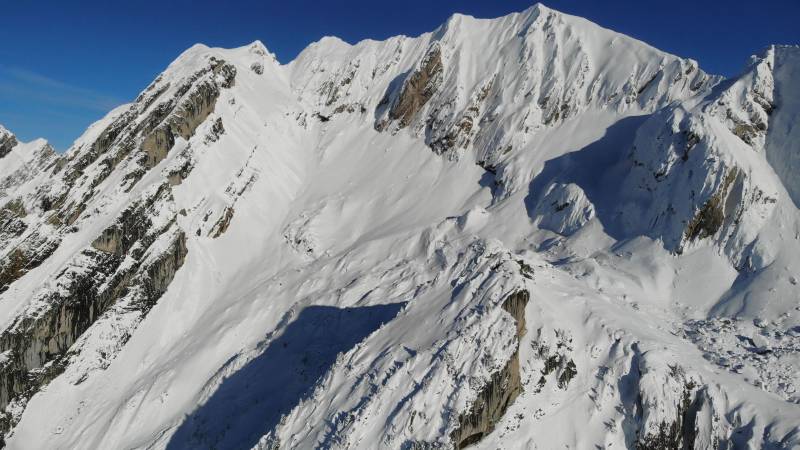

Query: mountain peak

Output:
[247, 39, 268, 54]
[308, 35, 353, 54]
[524, 2, 554, 17]
[244, 39, 279, 63]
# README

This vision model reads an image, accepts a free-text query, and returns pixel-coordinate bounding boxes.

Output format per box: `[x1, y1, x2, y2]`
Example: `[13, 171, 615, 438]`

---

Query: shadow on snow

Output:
[524, 114, 650, 242]
[167, 302, 405, 450]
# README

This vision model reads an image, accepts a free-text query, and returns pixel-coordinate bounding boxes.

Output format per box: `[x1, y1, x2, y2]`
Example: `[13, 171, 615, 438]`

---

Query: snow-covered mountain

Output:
[0, 4, 799, 449]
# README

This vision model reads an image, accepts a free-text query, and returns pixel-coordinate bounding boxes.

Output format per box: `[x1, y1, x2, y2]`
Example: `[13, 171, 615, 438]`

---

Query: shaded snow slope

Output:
[765, 45, 800, 207]
[1, 4, 799, 450]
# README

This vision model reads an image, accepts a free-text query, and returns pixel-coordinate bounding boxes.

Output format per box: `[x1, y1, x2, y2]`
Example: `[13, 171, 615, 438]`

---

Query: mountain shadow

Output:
[524, 114, 650, 241]
[166, 302, 405, 450]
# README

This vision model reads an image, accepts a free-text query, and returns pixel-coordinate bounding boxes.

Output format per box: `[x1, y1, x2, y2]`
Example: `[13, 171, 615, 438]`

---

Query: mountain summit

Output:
[0, 5, 798, 449]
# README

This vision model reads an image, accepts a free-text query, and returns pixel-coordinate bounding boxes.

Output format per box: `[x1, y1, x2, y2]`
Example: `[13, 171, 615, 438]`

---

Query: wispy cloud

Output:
[0, 65, 122, 112]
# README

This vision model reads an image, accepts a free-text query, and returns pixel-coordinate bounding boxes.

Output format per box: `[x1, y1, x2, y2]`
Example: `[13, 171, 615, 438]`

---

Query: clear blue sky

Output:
[1, 0, 797, 151]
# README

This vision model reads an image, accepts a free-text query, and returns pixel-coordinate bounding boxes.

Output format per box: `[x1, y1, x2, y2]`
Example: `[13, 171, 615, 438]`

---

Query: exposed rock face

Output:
[531, 328, 576, 393]
[450, 290, 529, 449]
[0, 183, 186, 436]
[386, 43, 443, 129]
[630, 356, 724, 450]
[142, 61, 233, 176]
[0, 130, 16, 160]
[142, 77, 224, 169]
[138, 58, 235, 174]
[0, 200, 26, 238]
[0, 229, 60, 294]
[312, 56, 362, 111]
[39, 56, 236, 230]
[615, 47, 789, 269]
[206, 117, 225, 143]
[0, 53, 233, 330]
[501, 290, 529, 337]
[636, 381, 701, 450]
[208, 206, 234, 238]
[0, 230, 186, 436]
[91, 183, 174, 255]
[428, 78, 494, 157]
[0, 136, 61, 294]
[683, 167, 741, 241]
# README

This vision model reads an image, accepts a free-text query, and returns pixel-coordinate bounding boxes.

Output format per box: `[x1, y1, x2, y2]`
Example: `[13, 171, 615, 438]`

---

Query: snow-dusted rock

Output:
[532, 182, 595, 236]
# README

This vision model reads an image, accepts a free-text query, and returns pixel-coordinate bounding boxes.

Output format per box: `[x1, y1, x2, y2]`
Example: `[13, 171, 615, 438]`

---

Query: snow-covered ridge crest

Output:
[290, 2, 718, 167]
[618, 45, 797, 270]
[0, 131, 55, 202]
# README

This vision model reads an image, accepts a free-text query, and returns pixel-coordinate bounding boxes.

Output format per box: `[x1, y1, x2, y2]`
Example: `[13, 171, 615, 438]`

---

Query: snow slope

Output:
[0, 4, 798, 449]
[0, 126, 56, 201]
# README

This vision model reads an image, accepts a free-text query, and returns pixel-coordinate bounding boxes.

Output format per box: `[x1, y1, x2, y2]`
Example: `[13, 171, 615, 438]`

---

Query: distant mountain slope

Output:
[0, 4, 798, 449]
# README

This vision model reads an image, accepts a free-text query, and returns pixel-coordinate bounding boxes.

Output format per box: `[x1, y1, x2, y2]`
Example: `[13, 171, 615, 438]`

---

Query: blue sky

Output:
[1, 0, 798, 151]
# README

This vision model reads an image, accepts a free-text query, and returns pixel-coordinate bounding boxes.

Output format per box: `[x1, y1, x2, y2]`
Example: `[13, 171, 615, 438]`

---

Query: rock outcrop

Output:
[636, 380, 702, 450]
[387, 43, 443, 129]
[450, 290, 529, 449]
[0, 230, 60, 293]
[630, 355, 727, 450]
[683, 167, 741, 242]
[141, 60, 234, 169]
[0, 180, 186, 437]
[0, 129, 16, 160]
[0, 54, 236, 442]
[208, 206, 234, 238]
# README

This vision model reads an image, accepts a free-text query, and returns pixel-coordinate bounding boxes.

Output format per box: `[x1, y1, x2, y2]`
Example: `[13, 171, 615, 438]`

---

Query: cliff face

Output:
[0, 46, 238, 441]
[0, 128, 16, 160]
[0, 172, 189, 437]
[384, 43, 443, 130]
[450, 290, 528, 449]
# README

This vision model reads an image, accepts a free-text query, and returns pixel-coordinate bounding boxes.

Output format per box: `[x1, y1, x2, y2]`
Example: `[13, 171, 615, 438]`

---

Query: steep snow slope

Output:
[0, 126, 56, 201]
[766, 46, 800, 207]
[0, 4, 799, 450]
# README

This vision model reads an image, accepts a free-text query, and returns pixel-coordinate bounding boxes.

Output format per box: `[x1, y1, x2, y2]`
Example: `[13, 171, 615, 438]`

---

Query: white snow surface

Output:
[1, 4, 799, 449]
